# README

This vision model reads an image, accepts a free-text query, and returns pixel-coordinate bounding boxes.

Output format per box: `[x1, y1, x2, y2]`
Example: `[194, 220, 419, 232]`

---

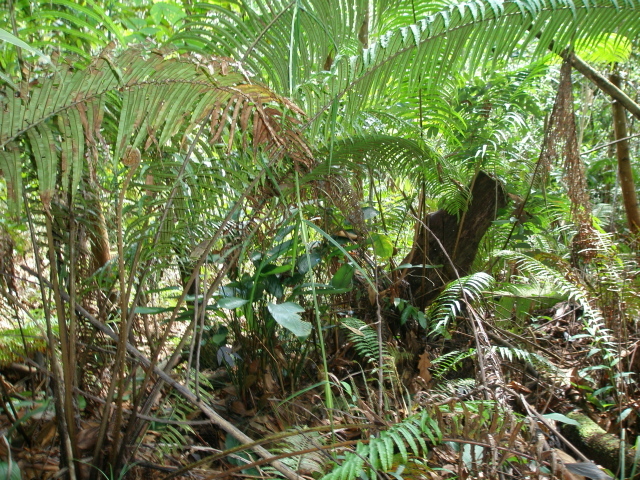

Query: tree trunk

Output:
[610, 73, 640, 238]
[403, 171, 507, 310]
[562, 411, 638, 478]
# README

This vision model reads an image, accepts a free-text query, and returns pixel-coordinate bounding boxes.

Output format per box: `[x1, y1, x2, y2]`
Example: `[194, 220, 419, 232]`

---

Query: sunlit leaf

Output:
[267, 302, 312, 338]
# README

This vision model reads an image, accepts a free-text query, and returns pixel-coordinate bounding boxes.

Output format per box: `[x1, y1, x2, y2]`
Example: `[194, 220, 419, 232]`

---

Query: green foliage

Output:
[0, 461, 22, 480]
[273, 431, 326, 475]
[430, 349, 476, 380]
[0, 318, 51, 366]
[426, 272, 495, 336]
[0, 45, 305, 214]
[173, 0, 640, 141]
[340, 317, 390, 368]
[320, 410, 440, 480]
[495, 250, 621, 383]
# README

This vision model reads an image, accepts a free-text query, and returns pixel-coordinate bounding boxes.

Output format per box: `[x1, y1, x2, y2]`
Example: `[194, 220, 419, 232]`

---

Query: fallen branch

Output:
[563, 51, 640, 121]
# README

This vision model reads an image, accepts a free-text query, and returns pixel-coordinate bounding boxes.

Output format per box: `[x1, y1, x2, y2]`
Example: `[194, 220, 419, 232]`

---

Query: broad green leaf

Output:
[267, 302, 312, 338]
[134, 306, 173, 314]
[150, 2, 187, 25]
[369, 233, 394, 258]
[297, 251, 322, 274]
[261, 264, 292, 276]
[331, 263, 355, 289]
[218, 297, 249, 309]
[0, 462, 22, 480]
[0, 27, 52, 66]
[542, 413, 580, 426]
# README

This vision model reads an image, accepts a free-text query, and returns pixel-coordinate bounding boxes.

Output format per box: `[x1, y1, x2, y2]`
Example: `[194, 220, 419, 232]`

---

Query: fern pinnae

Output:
[431, 349, 476, 379]
[427, 272, 495, 335]
[495, 250, 618, 368]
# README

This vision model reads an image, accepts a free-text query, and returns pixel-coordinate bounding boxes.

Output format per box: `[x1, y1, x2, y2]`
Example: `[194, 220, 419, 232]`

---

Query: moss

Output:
[562, 410, 638, 478]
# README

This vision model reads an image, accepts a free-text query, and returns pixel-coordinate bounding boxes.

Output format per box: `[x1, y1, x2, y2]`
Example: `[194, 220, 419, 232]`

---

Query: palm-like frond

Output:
[321, 134, 441, 178]
[495, 250, 618, 365]
[0, 46, 309, 214]
[320, 409, 439, 480]
[173, 0, 640, 138]
[427, 272, 495, 336]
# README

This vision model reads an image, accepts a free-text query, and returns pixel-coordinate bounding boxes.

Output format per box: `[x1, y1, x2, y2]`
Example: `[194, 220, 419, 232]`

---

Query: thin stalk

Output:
[92, 159, 138, 473]
[294, 171, 333, 419]
[44, 210, 80, 467]
[288, 0, 300, 97]
[25, 196, 76, 479]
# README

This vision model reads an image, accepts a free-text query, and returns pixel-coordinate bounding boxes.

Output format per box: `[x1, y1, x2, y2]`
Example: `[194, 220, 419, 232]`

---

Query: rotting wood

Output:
[402, 171, 507, 310]
[562, 410, 638, 478]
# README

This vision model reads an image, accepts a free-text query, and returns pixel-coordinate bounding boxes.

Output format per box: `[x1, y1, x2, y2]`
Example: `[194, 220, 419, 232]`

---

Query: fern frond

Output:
[0, 46, 310, 213]
[426, 272, 495, 336]
[431, 349, 476, 379]
[173, 0, 640, 138]
[320, 410, 439, 480]
[495, 250, 618, 369]
[340, 317, 390, 368]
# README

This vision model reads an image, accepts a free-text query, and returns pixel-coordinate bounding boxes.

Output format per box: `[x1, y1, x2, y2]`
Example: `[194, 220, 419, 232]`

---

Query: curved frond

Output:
[427, 272, 496, 335]
[173, 0, 640, 138]
[0, 46, 310, 212]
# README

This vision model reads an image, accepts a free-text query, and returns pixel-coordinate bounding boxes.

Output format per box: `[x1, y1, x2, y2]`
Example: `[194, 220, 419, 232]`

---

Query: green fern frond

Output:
[495, 250, 618, 368]
[426, 272, 495, 336]
[492, 346, 555, 373]
[273, 432, 326, 475]
[173, 0, 640, 137]
[320, 409, 439, 480]
[431, 349, 476, 379]
[321, 134, 442, 180]
[340, 317, 390, 367]
[0, 46, 308, 214]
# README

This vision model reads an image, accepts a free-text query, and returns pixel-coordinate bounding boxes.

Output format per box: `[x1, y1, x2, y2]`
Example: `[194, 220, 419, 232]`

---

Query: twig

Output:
[581, 133, 640, 156]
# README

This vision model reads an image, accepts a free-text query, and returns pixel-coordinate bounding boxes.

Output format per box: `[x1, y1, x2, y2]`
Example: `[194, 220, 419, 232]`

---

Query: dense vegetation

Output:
[1, 0, 640, 479]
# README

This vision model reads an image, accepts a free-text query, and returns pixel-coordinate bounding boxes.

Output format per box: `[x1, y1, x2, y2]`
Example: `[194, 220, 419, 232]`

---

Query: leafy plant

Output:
[426, 272, 495, 336]
[320, 410, 441, 480]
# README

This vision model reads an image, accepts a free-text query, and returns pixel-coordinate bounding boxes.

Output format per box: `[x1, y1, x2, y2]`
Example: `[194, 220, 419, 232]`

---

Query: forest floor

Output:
[1, 297, 638, 479]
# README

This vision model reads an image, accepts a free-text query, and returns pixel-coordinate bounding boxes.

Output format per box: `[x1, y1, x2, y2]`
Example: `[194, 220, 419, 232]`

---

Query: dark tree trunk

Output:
[403, 171, 507, 310]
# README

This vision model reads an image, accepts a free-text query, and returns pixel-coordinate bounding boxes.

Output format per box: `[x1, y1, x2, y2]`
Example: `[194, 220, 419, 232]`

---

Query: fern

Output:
[431, 349, 476, 379]
[174, 0, 640, 141]
[272, 432, 326, 476]
[340, 317, 391, 368]
[495, 250, 619, 380]
[426, 272, 495, 336]
[320, 409, 440, 480]
[0, 46, 309, 215]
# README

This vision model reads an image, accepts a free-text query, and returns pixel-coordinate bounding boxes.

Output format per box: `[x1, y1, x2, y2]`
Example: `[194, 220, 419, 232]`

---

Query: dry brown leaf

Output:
[76, 420, 101, 451]
[418, 352, 432, 383]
